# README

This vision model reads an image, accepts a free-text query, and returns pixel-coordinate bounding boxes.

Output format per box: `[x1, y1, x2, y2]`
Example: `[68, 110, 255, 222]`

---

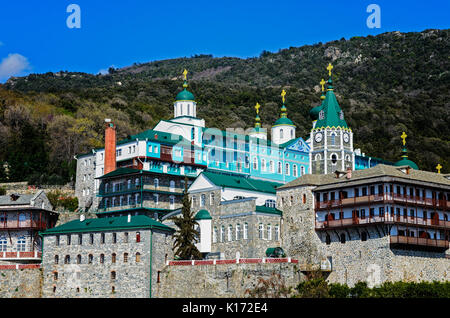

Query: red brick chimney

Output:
[104, 119, 116, 175]
[346, 167, 352, 179]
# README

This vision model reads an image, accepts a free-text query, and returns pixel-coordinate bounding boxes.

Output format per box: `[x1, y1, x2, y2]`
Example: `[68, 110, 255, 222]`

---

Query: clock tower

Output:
[310, 64, 354, 174]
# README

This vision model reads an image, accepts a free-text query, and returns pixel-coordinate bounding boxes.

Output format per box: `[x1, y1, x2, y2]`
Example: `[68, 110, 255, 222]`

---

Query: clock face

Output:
[314, 132, 323, 143]
[343, 133, 350, 143]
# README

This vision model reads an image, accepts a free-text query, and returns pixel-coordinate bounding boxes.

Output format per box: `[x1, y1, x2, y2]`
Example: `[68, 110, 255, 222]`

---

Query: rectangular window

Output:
[112, 233, 117, 244]
[78, 234, 82, 245]
[124, 232, 129, 243]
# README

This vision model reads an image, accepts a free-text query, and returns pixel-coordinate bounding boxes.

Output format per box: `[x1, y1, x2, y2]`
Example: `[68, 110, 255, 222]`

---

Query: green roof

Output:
[195, 209, 212, 220]
[176, 88, 195, 101]
[314, 81, 349, 130]
[97, 167, 142, 179]
[255, 205, 282, 216]
[202, 170, 282, 194]
[394, 158, 419, 170]
[41, 215, 174, 235]
[117, 129, 196, 148]
[273, 117, 295, 127]
[309, 104, 323, 120]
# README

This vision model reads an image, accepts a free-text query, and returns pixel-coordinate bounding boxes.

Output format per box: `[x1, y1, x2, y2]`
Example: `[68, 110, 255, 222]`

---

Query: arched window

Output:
[258, 223, 264, 239]
[124, 253, 129, 263]
[285, 163, 290, 176]
[253, 157, 258, 170]
[54, 255, 59, 264]
[111, 271, 116, 280]
[76, 254, 82, 264]
[280, 129, 284, 139]
[221, 225, 225, 243]
[340, 233, 346, 244]
[315, 154, 322, 161]
[227, 225, 233, 242]
[64, 255, 71, 264]
[278, 162, 282, 174]
[136, 252, 141, 263]
[244, 223, 248, 240]
[270, 161, 274, 173]
[100, 254, 105, 264]
[201, 194, 206, 207]
[302, 194, 307, 204]
[112, 253, 116, 264]
[293, 165, 298, 177]
[213, 227, 218, 243]
[331, 133, 336, 145]
[101, 233, 105, 244]
[261, 158, 266, 172]
[127, 179, 132, 189]
[210, 193, 214, 205]
[136, 232, 141, 243]
[301, 166, 305, 175]
[331, 154, 338, 165]
[236, 224, 241, 240]
[170, 180, 175, 190]
[291, 129, 294, 138]
[154, 178, 159, 188]
[88, 254, 93, 264]
[274, 225, 279, 241]
[267, 224, 272, 240]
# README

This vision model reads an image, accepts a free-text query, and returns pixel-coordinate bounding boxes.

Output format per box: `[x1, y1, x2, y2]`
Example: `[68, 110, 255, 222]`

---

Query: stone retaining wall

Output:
[154, 261, 303, 298]
[0, 268, 42, 298]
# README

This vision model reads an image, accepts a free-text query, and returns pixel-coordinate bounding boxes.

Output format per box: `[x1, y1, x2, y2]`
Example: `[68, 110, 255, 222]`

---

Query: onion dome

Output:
[176, 69, 195, 101]
[273, 90, 295, 127]
[194, 209, 212, 220]
[394, 132, 419, 170]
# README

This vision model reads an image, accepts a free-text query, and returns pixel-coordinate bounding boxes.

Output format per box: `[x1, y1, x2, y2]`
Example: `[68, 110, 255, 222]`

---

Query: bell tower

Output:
[310, 64, 354, 174]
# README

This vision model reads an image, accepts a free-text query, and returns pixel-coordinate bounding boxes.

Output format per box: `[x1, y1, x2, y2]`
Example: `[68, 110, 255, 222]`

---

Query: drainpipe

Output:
[149, 229, 153, 298]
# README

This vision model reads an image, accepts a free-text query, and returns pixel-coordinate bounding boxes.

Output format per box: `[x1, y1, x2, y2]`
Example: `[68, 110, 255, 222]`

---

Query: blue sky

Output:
[0, 0, 448, 81]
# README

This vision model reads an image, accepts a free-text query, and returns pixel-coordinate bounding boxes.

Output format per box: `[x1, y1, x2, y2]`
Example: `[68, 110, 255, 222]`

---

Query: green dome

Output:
[194, 209, 212, 220]
[309, 105, 322, 120]
[176, 88, 195, 101]
[394, 158, 419, 170]
[273, 117, 295, 127]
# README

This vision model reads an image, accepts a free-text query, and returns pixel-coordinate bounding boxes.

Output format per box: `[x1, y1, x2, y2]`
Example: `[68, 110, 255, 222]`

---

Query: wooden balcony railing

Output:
[0, 221, 47, 230]
[390, 236, 449, 250]
[315, 214, 450, 230]
[315, 194, 449, 211]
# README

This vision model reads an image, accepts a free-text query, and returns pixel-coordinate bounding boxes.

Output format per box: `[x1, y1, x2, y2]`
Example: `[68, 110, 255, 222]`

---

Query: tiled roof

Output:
[278, 164, 450, 190]
[0, 194, 35, 206]
[41, 215, 175, 235]
[202, 170, 282, 194]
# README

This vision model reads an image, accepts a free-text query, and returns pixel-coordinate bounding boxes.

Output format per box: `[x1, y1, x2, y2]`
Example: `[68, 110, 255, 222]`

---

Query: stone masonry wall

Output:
[278, 185, 450, 287]
[42, 228, 173, 298]
[0, 268, 42, 298]
[155, 262, 303, 298]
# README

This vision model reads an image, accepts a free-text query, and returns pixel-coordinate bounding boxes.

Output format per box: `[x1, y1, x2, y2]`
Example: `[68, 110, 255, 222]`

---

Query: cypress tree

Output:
[171, 178, 202, 260]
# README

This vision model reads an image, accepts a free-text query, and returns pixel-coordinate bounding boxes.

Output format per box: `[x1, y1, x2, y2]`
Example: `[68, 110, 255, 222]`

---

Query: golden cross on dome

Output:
[281, 89, 286, 104]
[436, 164, 442, 174]
[327, 63, 333, 76]
[401, 132, 407, 146]
[255, 102, 261, 114]
[183, 69, 188, 80]
[320, 79, 326, 92]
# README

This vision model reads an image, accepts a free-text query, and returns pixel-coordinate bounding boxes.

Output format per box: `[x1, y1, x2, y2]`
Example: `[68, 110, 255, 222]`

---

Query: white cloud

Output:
[0, 53, 31, 80]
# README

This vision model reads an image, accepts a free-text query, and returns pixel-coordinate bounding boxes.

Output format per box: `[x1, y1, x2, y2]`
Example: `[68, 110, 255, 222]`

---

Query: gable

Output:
[188, 174, 219, 193]
[286, 137, 310, 153]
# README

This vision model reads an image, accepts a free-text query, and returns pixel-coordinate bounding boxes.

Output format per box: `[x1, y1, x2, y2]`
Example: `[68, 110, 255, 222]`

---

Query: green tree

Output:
[171, 178, 202, 260]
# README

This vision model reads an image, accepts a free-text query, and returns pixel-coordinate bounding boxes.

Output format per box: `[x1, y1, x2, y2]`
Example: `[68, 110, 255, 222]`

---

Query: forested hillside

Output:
[0, 28, 448, 184]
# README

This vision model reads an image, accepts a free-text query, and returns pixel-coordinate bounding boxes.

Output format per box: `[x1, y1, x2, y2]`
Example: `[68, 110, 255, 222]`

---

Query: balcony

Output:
[390, 235, 449, 251]
[315, 214, 450, 230]
[0, 251, 42, 261]
[0, 221, 47, 231]
[315, 194, 449, 211]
